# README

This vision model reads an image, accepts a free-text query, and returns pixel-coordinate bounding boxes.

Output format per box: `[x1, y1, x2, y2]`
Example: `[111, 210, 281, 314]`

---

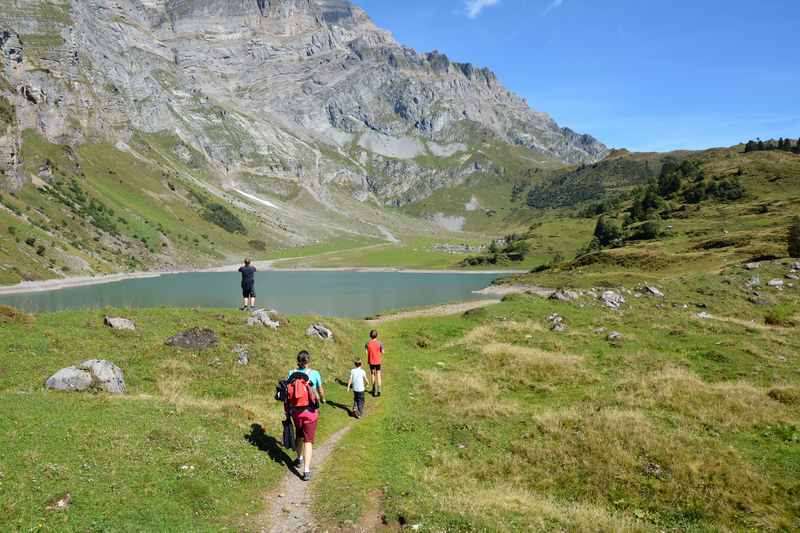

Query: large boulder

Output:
[306, 324, 334, 341]
[45, 367, 93, 392]
[600, 291, 626, 310]
[45, 359, 126, 394]
[166, 328, 218, 351]
[104, 316, 136, 331]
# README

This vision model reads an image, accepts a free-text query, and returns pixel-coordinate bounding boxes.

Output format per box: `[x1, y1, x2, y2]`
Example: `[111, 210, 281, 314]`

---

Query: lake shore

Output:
[0, 263, 525, 296]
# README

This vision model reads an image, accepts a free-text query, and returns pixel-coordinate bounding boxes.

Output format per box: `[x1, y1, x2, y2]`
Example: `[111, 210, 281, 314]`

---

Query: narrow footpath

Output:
[255, 426, 353, 532]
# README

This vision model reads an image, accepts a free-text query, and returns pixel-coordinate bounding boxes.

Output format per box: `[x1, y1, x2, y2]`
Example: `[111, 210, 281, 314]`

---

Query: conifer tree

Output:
[593, 216, 622, 247]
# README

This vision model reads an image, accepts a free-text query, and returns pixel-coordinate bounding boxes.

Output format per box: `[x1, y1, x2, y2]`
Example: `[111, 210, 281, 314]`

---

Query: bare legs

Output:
[295, 437, 313, 472]
[371, 369, 382, 396]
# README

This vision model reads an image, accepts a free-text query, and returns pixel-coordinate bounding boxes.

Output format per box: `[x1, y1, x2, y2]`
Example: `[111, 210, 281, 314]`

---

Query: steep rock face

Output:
[0, 0, 607, 205]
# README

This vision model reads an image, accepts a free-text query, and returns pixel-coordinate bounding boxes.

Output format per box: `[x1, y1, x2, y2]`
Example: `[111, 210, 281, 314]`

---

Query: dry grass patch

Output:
[514, 408, 787, 529]
[451, 320, 545, 348]
[418, 369, 520, 419]
[447, 484, 649, 533]
[619, 367, 787, 428]
[0, 304, 34, 324]
[768, 386, 800, 406]
[482, 343, 583, 384]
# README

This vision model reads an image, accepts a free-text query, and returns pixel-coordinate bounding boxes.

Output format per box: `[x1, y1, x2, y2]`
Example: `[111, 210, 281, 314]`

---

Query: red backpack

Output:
[287, 372, 318, 411]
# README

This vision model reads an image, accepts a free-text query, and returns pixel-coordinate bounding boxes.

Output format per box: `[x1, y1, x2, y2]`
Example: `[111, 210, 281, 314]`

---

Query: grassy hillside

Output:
[0, 130, 286, 285]
[315, 269, 800, 531]
[0, 306, 364, 531]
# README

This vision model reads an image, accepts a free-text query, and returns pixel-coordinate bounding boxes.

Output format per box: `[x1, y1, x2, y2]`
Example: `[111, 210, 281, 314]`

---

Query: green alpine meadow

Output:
[1, 0, 799, 531]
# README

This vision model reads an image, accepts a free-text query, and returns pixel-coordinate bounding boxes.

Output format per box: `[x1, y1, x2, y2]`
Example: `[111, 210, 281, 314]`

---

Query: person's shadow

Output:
[245, 423, 300, 476]
[326, 400, 353, 417]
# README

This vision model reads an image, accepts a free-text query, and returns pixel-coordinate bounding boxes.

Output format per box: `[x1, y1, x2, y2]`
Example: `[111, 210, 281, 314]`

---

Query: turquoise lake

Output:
[0, 271, 503, 317]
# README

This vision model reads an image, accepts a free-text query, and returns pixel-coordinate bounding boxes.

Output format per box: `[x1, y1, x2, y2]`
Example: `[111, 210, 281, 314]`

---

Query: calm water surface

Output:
[0, 271, 503, 317]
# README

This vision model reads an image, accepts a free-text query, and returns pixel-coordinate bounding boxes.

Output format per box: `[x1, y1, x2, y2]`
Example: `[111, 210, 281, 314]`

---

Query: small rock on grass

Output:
[549, 288, 579, 302]
[547, 313, 567, 331]
[306, 324, 334, 340]
[644, 285, 664, 298]
[696, 312, 713, 320]
[104, 316, 135, 331]
[234, 344, 249, 365]
[607, 331, 622, 342]
[768, 279, 785, 288]
[247, 309, 279, 329]
[601, 290, 626, 310]
[45, 492, 72, 511]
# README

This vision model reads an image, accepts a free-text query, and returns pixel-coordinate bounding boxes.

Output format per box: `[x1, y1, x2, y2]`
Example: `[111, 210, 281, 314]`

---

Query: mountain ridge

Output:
[0, 0, 609, 284]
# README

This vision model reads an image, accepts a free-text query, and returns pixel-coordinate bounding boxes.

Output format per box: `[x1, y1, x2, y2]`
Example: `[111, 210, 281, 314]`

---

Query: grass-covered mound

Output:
[0, 308, 363, 531]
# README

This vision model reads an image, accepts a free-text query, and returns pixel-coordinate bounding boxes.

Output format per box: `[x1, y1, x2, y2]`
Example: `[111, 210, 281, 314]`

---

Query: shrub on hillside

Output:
[765, 305, 797, 327]
[248, 240, 267, 252]
[200, 203, 246, 234]
[788, 216, 800, 258]
[593, 216, 622, 247]
[630, 220, 663, 241]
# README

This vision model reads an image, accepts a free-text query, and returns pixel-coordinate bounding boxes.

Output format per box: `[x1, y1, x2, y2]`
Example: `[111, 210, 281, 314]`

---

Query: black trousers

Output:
[353, 391, 365, 416]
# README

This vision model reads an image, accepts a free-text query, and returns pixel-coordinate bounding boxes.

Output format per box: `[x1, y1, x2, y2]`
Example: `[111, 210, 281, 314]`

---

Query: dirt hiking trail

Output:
[255, 425, 352, 532]
[367, 299, 501, 324]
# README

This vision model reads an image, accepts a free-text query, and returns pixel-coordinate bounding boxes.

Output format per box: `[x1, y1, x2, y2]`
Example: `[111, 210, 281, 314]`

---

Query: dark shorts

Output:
[292, 411, 318, 444]
[369, 364, 381, 371]
[242, 284, 255, 298]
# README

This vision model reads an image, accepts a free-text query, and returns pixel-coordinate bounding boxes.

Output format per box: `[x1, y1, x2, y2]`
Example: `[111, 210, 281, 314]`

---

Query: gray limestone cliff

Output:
[0, 0, 607, 204]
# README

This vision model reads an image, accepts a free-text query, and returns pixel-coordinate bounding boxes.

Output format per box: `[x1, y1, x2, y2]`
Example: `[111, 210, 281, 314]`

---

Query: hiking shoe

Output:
[294, 457, 304, 468]
[239, 306, 247, 311]
[302, 471, 311, 482]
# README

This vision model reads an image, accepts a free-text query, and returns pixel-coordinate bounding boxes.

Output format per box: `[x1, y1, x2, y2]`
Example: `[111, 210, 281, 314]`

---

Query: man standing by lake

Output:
[238, 258, 257, 311]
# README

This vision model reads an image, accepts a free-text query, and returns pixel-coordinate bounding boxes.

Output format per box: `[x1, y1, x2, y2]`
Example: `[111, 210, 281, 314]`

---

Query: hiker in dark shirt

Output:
[238, 258, 257, 311]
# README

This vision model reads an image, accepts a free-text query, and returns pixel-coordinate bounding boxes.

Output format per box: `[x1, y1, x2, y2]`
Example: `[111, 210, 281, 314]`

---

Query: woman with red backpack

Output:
[285, 351, 325, 481]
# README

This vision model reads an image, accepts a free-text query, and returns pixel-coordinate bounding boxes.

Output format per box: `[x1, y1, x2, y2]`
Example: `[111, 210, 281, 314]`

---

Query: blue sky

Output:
[352, 0, 800, 152]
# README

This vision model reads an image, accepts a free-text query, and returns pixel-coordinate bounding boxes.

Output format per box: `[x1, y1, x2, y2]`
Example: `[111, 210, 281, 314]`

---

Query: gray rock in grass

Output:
[306, 324, 334, 340]
[45, 359, 126, 394]
[104, 316, 136, 331]
[644, 285, 664, 298]
[247, 309, 279, 329]
[600, 290, 626, 310]
[549, 288, 579, 302]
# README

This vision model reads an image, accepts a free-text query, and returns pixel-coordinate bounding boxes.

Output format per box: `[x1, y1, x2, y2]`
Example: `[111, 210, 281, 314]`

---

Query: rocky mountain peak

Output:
[1, 0, 607, 208]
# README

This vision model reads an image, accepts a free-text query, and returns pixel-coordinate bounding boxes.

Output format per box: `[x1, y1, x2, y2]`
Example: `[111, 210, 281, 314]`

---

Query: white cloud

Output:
[542, 0, 564, 16]
[465, 0, 500, 19]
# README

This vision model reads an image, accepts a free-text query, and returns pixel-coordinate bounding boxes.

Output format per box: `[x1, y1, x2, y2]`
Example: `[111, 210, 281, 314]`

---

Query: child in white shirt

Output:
[347, 360, 370, 419]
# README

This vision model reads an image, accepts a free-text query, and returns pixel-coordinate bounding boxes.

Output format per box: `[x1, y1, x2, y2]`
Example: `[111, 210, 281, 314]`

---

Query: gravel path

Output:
[255, 425, 352, 533]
